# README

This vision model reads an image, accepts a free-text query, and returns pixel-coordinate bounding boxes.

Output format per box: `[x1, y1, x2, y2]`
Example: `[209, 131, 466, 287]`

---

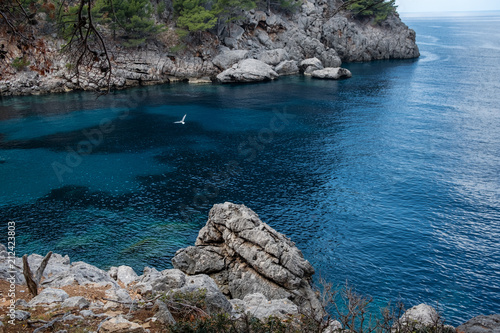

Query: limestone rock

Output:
[395, 304, 453, 331]
[104, 288, 134, 309]
[176, 274, 233, 315]
[132, 267, 230, 315]
[134, 268, 186, 295]
[15, 299, 29, 307]
[62, 314, 84, 321]
[14, 310, 31, 321]
[61, 296, 90, 309]
[108, 266, 118, 280]
[153, 299, 176, 325]
[0, 248, 70, 285]
[0, 0, 419, 96]
[172, 202, 322, 315]
[323, 319, 343, 333]
[275, 60, 300, 76]
[216, 59, 279, 83]
[100, 315, 145, 333]
[213, 50, 249, 70]
[231, 293, 298, 320]
[258, 49, 289, 66]
[116, 265, 138, 286]
[41, 261, 119, 289]
[322, 15, 420, 62]
[28, 288, 69, 306]
[299, 57, 324, 74]
[399, 304, 439, 327]
[457, 314, 500, 333]
[311, 67, 352, 80]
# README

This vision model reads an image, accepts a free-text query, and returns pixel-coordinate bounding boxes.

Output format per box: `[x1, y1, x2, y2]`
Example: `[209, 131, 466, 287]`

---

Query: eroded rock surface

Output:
[172, 202, 322, 315]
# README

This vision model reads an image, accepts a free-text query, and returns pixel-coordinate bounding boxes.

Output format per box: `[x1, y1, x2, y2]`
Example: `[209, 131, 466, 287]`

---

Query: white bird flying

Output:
[174, 114, 187, 125]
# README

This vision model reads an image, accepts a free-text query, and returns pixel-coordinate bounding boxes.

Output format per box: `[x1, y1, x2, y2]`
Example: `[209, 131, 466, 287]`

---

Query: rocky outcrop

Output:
[216, 59, 279, 83]
[395, 304, 455, 332]
[172, 202, 323, 315]
[0, 0, 418, 95]
[311, 67, 352, 80]
[322, 14, 420, 62]
[457, 314, 500, 333]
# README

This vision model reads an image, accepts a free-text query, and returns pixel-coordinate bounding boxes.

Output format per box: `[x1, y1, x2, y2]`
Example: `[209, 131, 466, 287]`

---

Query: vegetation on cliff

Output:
[0, 0, 400, 91]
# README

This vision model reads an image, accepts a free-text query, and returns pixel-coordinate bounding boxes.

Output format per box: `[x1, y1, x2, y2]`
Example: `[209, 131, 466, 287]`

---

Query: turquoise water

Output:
[1, 14, 500, 325]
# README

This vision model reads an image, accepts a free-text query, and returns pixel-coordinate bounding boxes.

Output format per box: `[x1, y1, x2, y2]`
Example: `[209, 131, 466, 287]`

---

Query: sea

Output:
[1, 12, 499, 326]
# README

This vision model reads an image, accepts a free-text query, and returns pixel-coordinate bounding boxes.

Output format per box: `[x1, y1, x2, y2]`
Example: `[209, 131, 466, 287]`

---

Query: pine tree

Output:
[213, 0, 256, 25]
[174, 0, 217, 33]
[91, 0, 165, 46]
[347, 0, 397, 23]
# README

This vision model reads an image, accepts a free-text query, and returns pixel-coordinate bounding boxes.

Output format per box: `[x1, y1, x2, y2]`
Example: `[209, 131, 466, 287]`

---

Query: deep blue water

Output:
[1, 14, 500, 325]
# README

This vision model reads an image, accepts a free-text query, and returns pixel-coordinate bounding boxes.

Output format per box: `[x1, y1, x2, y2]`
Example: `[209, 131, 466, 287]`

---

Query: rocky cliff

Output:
[0, 0, 419, 96]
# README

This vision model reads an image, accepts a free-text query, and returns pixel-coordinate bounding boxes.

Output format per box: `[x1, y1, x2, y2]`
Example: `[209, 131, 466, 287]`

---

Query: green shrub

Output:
[12, 57, 30, 71]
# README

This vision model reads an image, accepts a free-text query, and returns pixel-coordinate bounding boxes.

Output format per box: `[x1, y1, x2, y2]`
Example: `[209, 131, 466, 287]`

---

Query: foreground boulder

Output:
[41, 261, 119, 289]
[395, 304, 455, 332]
[457, 314, 500, 333]
[216, 59, 279, 83]
[311, 68, 352, 80]
[172, 202, 323, 315]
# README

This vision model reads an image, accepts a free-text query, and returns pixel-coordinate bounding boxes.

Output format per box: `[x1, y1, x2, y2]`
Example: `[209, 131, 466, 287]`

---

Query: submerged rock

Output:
[172, 202, 323, 315]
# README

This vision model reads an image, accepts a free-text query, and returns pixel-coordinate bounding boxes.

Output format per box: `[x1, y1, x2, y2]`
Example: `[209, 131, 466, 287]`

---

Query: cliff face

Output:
[0, 0, 419, 96]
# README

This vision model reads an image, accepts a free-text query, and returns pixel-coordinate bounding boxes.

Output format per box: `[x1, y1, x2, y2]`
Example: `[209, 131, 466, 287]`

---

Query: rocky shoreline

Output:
[0, 203, 498, 332]
[0, 0, 419, 96]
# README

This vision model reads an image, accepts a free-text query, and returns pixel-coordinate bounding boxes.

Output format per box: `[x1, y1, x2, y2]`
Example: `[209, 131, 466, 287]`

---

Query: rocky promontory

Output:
[1, 202, 497, 332]
[0, 0, 419, 96]
[172, 202, 322, 315]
